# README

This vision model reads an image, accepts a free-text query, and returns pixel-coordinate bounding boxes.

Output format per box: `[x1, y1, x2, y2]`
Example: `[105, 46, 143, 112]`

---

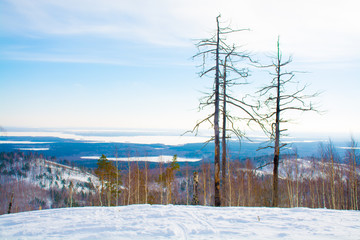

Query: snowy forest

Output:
[1, 139, 359, 215]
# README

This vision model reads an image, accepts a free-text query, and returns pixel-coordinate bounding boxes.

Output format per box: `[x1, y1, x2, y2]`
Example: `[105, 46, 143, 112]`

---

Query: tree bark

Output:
[221, 56, 228, 206]
[272, 39, 281, 207]
[145, 160, 148, 204]
[192, 171, 199, 205]
[214, 15, 221, 207]
[8, 192, 14, 214]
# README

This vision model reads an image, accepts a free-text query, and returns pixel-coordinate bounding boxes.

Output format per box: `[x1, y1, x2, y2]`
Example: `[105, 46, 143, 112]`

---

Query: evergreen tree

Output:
[95, 154, 122, 206]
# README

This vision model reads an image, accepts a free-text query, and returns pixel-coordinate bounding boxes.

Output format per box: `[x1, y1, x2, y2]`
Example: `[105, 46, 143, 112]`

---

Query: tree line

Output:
[92, 139, 358, 210]
[1, 140, 359, 215]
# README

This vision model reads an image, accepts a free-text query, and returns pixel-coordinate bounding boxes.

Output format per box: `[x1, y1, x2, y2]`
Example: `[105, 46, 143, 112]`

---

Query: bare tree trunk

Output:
[186, 163, 189, 205]
[137, 161, 140, 204]
[309, 178, 315, 208]
[99, 180, 104, 206]
[330, 149, 336, 209]
[272, 38, 281, 207]
[127, 159, 131, 205]
[227, 160, 232, 206]
[107, 189, 111, 207]
[192, 171, 199, 205]
[202, 163, 207, 205]
[285, 158, 294, 207]
[115, 149, 119, 206]
[295, 156, 300, 207]
[8, 192, 14, 214]
[321, 153, 327, 208]
[69, 182, 73, 207]
[237, 169, 243, 206]
[353, 152, 358, 210]
[167, 174, 172, 205]
[145, 160, 148, 204]
[159, 160, 163, 205]
[348, 139, 358, 210]
[213, 15, 221, 207]
[208, 162, 212, 205]
[221, 58, 228, 206]
[272, 125, 280, 207]
[246, 160, 252, 206]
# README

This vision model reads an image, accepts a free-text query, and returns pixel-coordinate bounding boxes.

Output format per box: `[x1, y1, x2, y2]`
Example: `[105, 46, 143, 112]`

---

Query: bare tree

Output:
[115, 147, 119, 206]
[257, 37, 319, 207]
[127, 157, 131, 205]
[144, 159, 148, 204]
[191, 15, 257, 206]
[192, 14, 223, 206]
[158, 158, 163, 205]
[201, 162, 208, 205]
[192, 171, 199, 205]
[346, 137, 359, 210]
[185, 163, 189, 205]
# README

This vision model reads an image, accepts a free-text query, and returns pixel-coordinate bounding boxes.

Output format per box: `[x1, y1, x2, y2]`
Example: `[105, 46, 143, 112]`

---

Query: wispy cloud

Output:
[1, 0, 198, 47]
[2, 0, 359, 63]
[2, 51, 140, 66]
[1, 50, 194, 67]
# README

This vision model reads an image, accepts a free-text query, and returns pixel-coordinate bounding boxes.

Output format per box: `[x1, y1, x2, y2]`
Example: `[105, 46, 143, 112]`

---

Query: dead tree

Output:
[346, 137, 359, 210]
[192, 171, 199, 205]
[191, 15, 258, 206]
[220, 48, 252, 204]
[8, 192, 14, 214]
[257, 37, 319, 207]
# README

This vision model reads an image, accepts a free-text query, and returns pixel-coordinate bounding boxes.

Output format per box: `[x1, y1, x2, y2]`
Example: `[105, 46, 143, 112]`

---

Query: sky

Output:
[0, 0, 359, 139]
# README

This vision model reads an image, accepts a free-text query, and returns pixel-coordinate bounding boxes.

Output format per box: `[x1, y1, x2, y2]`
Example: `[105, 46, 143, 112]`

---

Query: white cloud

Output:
[2, 0, 200, 46]
[2, 0, 359, 60]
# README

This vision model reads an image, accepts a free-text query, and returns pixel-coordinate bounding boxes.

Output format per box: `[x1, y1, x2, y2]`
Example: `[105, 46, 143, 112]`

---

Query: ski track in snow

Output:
[0, 205, 359, 240]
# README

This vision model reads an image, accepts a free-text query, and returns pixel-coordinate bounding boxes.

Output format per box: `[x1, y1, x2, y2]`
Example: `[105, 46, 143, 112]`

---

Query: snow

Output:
[16, 148, 50, 151]
[254, 157, 360, 180]
[338, 146, 360, 150]
[0, 141, 51, 144]
[4, 131, 209, 145]
[1, 205, 359, 240]
[81, 155, 202, 162]
[18, 158, 99, 194]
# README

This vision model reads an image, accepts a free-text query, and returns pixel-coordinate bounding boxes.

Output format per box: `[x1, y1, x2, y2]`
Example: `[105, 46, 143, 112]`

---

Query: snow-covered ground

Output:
[1, 205, 359, 240]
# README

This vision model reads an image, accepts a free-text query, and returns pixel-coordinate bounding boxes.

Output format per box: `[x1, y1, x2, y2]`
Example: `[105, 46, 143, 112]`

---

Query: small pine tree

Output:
[158, 155, 180, 204]
[95, 155, 122, 206]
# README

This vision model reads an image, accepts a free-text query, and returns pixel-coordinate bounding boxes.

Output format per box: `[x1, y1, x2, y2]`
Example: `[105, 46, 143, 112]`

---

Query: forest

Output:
[1, 138, 358, 215]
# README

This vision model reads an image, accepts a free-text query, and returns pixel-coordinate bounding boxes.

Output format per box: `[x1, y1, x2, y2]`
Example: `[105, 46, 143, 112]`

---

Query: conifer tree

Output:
[95, 154, 122, 206]
[158, 155, 180, 204]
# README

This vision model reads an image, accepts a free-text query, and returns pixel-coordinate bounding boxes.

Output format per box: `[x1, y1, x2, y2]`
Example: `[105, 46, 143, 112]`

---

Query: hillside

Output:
[0, 152, 99, 214]
[1, 205, 359, 239]
[2, 149, 360, 213]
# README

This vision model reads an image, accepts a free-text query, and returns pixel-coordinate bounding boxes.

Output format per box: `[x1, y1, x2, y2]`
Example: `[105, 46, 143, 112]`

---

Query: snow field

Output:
[0, 205, 359, 240]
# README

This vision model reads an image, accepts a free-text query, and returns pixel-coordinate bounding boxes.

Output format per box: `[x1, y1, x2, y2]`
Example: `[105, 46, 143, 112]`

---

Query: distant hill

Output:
[1, 135, 352, 168]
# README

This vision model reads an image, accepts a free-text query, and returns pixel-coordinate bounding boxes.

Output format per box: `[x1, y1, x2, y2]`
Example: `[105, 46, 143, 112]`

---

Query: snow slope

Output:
[1, 205, 359, 240]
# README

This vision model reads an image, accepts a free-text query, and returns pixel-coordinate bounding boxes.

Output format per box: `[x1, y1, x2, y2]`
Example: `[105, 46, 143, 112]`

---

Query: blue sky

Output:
[0, 0, 359, 138]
